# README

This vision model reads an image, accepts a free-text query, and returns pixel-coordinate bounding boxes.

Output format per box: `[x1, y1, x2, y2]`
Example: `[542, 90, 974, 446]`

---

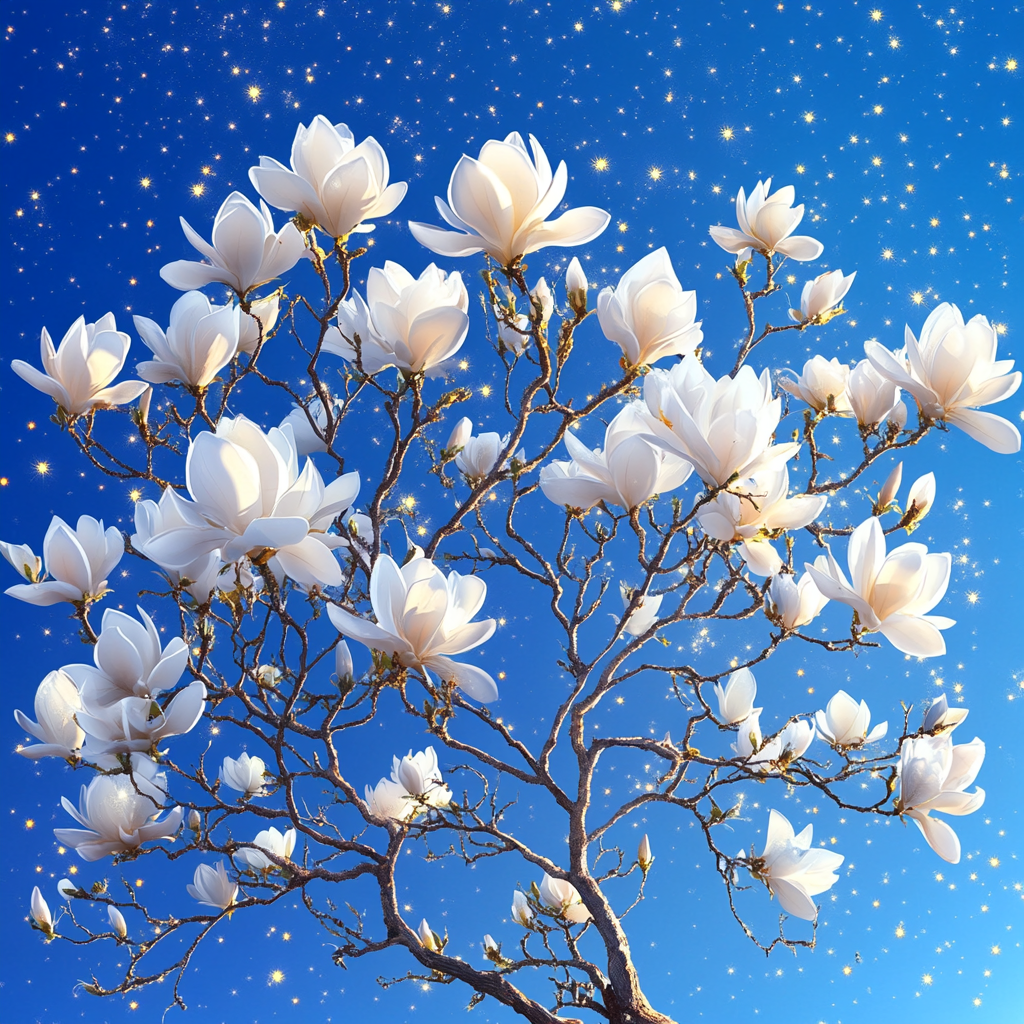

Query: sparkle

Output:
[4, 131, 15, 143]
[922, 973, 933, 985]
[593, 157, 609, 171]
[888, 37, 900, 49]
[911, 291, 925, 305]
[803, 111, 815, 123]
[720, 126, 735, 140]
[35, 461, 50, 475]
[1006, 58, 1018, 71]
[248, 85, 262, 101]
[870, 9, 883, 20]
[269, 969, 285, 984]
[190, 183, 206, 197]
[873, 104, 884, 114]
[648, 166, 663, 181]
[140, 177, 151, 188]
[881, 248, 894, 260]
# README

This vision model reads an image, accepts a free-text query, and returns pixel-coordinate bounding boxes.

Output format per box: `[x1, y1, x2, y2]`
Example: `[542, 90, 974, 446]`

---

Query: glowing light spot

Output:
[911, 291, 925, 305]
[593, 156, 609, 171]
[191, 183, 206, 197]
[991, 945, 1001, 955]
[889, 37, 900, 49]
[25, 819, 35, 829]
[648, 166, 662, 181]
[140, 177, 151, 189]
[872, 156, 883, 166]
[573, 21, 583, 31]
[618, 221, 629, 232]
[989, 857, 1000, 867]
[480, 385, 492, 397]
[5, 132, 15, 143]
[35, 461, 50, 475]
[720, 126, 735, 140]
[966, 591, 979, 604]
[906, 183, 915, 192]
[895, 923, 906, 938]
[1006, 58, 1018, 71]
[795, 164, 805, 174]
[870, 9, 883, 21]
[873, 104, 884, 114]
[803, 111, 815, 123]
[922, 973, 933, 985]
[881, 248, 894, 260]
[842, 965, 853, 976]
[248, 85, 262, 101]
[269, 969, 285, 984]
[129, 489, 142, 503]
[930, 217, 940, 226]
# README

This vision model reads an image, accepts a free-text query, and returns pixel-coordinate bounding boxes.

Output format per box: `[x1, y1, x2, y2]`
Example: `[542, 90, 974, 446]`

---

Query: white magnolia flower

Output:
[11, 313, 147, 417]
[324, 262, 469, 374]
[235, 826, 297, 872]
[54, 755, 182, 862]
[642, 356, 800, 488]
[279, 394, 345, 456]
[159, 192, 307, 296]
[748, 810, 844, 920]
[713, 667, 759, 726]
[865, 303, 1022, 453]
[454, 426, 507, 482]
[64, 606, 188, 709]
[696, 468, 827, 577]
[789, 269, 856, 323]
[732, 713, 814, 774]
[132, 489, 223, 604]
[328, 551, 498, 702]
[779, 356, 853, 415]
[409, 131, 609, 265]
[494, 305, 532, 355]
[617, 584, 664, 637]
[896, 733, 985, 863]
[75, 681, 206, 757]
[236, 293, 282, 355]
[417, 918, 443, 952]
[4, 515, 123, 607]
[108, 905, 128, 940]
[539, 874, 592, 923]
[596, 248, 703, 367]
[140, 416, 360, 588]
[540, 404, 692, 512]
[446, 416, 473, 455]
[709, 179, 824, 262]
[220, 752, 268, 797]
[14, 670, 85, 761]
[364, 776, 414, 821]
[806, 517, 954, 658]
[187, 861, 238, 910]
[249, 116, 407, 239]
[764, 564, 829, 630]
[565, 256, 588, 313]
[511, 890, 534, 927]
[0, 540, 42, 582]
[135, 291, 241, 390]
[922, 693, 969, 735]
[483, 933, 501, 957]
[30, 886, 54, 937]
[390, 747, 453, 809]
[814, 690, 887, 749]
[847, 358, 904, 431]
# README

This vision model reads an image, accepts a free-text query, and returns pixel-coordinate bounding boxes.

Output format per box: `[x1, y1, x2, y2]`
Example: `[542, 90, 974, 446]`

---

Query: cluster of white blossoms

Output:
[8, 116, 1010, 950]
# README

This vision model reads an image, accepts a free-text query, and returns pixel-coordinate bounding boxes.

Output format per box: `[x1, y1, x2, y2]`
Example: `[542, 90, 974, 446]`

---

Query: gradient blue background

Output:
[2, 1, 1021, 1021]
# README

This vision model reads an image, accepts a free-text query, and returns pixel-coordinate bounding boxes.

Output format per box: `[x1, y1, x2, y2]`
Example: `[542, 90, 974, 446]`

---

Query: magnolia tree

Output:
[5, 117, 1020, 1024]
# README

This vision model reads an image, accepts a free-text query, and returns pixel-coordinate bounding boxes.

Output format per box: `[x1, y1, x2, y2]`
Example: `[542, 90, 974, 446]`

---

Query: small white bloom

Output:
[187, 861, 238, 910]
[511, 890, 534, 927]
[814, 690, 887, 749]
[709, 179, 824, 262]
[220, 752, 268, 797]
[789, 269, 855, 323]
[538, 874, 592, 923]
[713, 668, 759, 726]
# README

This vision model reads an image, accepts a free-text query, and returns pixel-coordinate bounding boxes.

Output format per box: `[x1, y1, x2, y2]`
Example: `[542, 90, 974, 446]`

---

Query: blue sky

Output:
[1, 1, 1021, 1021]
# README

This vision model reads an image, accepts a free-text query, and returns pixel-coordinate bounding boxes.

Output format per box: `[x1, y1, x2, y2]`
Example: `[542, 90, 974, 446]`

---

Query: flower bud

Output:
[874, 462, 903, 515]
[30, 886, 54, 938]
[565, 257, 588, 314]
[335, 640, 354, 683]
[108, 904, 128, 940]
[530, 277, 554, 324]
[56, 878, 77, 901]
[638, 834, 654, 872]
[417, 917, 443, 952]
[446, 416, 473, 455]
[899, 472, 936, 532]
[137, 385, 153, 428]
[188, 809, 202, 833]
[511, 890, 534, 927]
[482, 933, 502, 963]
